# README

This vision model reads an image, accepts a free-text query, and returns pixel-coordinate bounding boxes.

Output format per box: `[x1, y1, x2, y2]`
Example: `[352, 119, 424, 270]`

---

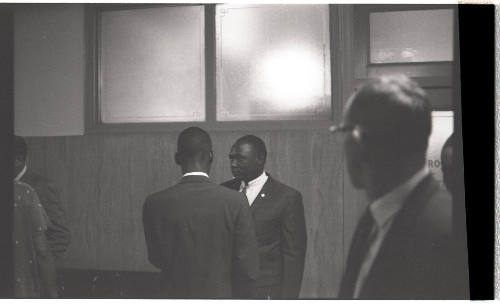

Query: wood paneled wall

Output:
[26, 129, 359, 298]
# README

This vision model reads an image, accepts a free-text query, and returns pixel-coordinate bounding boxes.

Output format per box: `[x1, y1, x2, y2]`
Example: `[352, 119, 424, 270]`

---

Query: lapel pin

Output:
[261, 193, 266, 198]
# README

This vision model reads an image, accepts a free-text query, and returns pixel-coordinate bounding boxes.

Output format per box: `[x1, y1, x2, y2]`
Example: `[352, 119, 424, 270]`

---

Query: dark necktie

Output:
[340, 209, 376, 298]
[240, 182, 249, 204]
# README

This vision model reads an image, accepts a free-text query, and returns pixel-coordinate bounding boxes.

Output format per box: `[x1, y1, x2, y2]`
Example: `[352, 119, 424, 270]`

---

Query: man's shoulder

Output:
[145, 183, 182, 203]
[267, 177, 301, 197]
[221, 178, 239, 189]
[15, 180, 36, 195]
[14, 181, 43, 214]
[21, 170, 53, 190]
[147, 180, 245, 206]
[412, 179, 453, 240]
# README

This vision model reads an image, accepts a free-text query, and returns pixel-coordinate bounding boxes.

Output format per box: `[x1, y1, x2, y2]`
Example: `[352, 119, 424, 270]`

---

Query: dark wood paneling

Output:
[26, 129, 345, 298]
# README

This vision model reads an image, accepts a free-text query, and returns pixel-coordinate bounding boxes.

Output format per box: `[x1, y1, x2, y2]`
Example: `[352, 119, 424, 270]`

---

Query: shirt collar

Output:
[183, 171, 209, 178]
[247, 170, 268, 186]
[369, 167, 429, 228]
[238, 170, 268, 190]
[14, 164, 27, 182]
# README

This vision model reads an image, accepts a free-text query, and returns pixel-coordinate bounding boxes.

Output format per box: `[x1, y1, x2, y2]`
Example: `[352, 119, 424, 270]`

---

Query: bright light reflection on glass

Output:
[216, 5, 331, 121]
[257, 46, 325, 111]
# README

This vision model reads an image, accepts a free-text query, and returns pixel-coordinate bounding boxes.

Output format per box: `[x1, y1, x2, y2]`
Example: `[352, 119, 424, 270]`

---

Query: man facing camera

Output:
[143, 127, 259, 298]
[222, 135, 307, 299]
[333, 75, 469, 299]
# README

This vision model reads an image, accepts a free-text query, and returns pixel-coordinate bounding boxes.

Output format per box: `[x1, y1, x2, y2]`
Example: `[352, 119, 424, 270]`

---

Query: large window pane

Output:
[370, 9, 453, 64]
[216, 5, 331, 121]
[100, 6, 205, 123]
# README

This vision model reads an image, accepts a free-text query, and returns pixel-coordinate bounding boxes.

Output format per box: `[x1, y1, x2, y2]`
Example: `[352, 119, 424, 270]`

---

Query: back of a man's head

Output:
[347, 75, 432, 161]
[176, 127, 212, 165]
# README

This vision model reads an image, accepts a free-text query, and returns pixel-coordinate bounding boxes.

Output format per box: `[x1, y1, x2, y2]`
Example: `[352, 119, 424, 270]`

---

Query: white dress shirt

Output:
[238, 171, 269, 206]
[353, 167, 429, 298]
[183, 172, 209, 178]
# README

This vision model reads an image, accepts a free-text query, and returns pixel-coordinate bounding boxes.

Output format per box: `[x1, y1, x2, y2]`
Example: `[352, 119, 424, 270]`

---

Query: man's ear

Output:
[351, 126, 369, 160]
[256, 153, 266, 166]
[208, 150, 214, 163]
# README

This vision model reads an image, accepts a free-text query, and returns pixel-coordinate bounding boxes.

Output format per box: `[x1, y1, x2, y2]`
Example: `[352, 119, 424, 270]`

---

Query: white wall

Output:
[14, 4, 85, 136]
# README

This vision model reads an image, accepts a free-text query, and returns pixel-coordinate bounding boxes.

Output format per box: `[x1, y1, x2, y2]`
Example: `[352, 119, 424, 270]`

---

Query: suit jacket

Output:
[339, 174, 469, 299]
[142, 175, 259, 299]
[21, 170, 70, 263]
[222, 175, 307, 298]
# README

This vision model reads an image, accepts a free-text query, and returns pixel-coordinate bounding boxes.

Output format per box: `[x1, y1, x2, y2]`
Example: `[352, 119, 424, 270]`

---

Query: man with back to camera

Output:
[332, 75, 469, 299]
[142, 127, 259, 298]
[221, 135, 307, 299]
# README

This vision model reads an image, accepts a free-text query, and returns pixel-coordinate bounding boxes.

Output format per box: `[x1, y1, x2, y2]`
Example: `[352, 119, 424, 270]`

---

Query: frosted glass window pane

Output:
[216, 5, 331, 121]
[370, 9, 453, 64]
[100, 6, 205, 123]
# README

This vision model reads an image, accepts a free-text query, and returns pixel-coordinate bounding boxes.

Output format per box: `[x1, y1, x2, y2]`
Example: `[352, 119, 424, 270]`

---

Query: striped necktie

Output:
[240, 181, 249, 204]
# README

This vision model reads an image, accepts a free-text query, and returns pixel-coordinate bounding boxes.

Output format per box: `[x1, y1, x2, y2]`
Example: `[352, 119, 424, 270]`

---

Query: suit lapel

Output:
[249, 176, 274, 211]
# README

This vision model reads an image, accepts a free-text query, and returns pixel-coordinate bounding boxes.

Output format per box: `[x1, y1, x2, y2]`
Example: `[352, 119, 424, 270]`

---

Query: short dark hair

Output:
[234, 135, 267, 161]
[348, 75, 432, 158]
[177, 127, 212, 162]
[14, 136, 28, 162]
[441, 132, 455, 163]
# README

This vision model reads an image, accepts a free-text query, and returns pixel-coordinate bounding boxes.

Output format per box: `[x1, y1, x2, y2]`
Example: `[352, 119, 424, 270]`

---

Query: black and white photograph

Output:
[0, 1, 495, 301]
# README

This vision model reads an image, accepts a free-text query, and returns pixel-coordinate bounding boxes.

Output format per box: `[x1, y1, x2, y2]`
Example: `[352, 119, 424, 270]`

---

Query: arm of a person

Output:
[35, 180, 70, 258]
[280, 192, 307, 298]
[142, 198, 163, 270]
[232, 198, 259, 298]
[30, 196, 58, 298]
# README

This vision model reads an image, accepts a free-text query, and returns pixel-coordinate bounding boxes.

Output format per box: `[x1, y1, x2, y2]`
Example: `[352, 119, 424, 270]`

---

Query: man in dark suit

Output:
[222, 135, 307, 299]
[14, 136, 70, 295]
[332, 75, 469, 299]
[142, 127, 259, 298]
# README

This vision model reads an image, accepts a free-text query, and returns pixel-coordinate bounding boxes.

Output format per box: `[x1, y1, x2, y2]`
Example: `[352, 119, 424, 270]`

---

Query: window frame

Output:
[85, 4, 339, 134]
[353, 5, 456, 87]
[352, 4, 457, 111]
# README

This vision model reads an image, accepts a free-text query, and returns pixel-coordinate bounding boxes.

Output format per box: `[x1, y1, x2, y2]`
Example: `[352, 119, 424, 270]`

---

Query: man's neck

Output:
[182, 163, 209, 176]
[366, 163, 425, 202]
[183, 171, 209, 178]
[243, 170, 265, 184]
